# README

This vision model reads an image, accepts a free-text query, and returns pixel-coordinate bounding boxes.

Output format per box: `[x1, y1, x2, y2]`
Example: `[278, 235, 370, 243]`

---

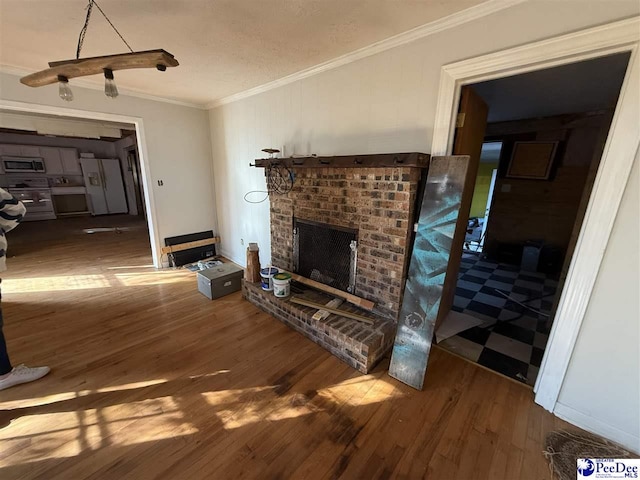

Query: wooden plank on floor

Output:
[389, 155, 473, 390]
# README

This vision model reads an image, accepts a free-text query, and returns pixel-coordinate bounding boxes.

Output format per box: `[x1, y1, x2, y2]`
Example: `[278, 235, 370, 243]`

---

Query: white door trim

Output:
[431, 17, 640, 412]
[0, 99, 163, 268]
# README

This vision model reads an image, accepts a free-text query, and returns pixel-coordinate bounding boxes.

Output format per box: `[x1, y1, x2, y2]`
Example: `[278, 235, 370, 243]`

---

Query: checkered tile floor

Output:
[439, 252, 558, 386]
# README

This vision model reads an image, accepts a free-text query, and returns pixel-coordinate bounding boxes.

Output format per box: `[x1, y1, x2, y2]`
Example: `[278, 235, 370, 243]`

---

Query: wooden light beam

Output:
[20, 49, 179, 88]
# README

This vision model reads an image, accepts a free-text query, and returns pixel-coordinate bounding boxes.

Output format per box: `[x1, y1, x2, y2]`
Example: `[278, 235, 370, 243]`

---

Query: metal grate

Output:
[293, 219, 357, 293]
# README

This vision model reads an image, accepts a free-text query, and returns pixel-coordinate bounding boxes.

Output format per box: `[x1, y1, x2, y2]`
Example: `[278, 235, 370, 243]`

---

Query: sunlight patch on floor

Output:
[0, 371, 230, 411]
[106, 265, 155, 270]
[202, 377, 403, 430]
[203, 386, 313, 430]
[0, 373, 402, 468]
[318, 375, 404, 406]
[114, 271, 191, 286]
[0, 396, 195, 467]
[1, 274, 112, 293]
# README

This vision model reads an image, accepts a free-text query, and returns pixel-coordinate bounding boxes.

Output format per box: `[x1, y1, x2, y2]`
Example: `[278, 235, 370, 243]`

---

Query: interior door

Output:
[80, 158, 108, 215]
[434, 85, 489, 331]
[101, 159, 128, 214]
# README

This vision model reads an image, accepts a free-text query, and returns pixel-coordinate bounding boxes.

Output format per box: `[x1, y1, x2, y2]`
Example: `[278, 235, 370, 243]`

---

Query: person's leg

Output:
[0, 307, 13, 376]
[0, 301, 50, 390]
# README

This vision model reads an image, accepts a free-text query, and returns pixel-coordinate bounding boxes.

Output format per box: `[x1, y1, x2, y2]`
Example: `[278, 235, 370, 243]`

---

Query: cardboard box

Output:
[197, 263, 243, 300]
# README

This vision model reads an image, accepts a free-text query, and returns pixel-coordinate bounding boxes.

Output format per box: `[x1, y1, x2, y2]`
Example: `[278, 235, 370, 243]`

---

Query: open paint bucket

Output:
[260, 267, 279, 291]
[272, 272, 292, 298]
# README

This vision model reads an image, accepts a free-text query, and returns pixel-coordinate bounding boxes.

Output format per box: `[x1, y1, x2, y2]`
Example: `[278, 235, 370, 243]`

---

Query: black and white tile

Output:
[440, 252, 559, 386]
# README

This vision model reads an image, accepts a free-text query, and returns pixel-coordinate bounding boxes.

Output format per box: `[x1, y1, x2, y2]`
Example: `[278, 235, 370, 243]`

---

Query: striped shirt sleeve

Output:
[0, 188, 26, 233]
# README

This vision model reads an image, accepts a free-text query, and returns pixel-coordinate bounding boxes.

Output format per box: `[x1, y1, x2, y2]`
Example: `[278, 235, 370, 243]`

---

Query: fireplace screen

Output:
[293, 219, 357, 293]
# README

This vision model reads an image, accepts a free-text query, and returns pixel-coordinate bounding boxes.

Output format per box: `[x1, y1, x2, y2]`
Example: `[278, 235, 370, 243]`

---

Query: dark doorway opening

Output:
[437, 51, 631, 385]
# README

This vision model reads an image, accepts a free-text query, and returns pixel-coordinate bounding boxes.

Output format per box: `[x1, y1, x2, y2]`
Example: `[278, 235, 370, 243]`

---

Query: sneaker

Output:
[0, 364, 50, 391]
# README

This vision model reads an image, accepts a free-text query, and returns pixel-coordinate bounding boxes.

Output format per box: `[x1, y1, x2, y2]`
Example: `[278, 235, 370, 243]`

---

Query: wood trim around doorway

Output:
[0, 99, 163, 267]
[430, 17, 640, 413]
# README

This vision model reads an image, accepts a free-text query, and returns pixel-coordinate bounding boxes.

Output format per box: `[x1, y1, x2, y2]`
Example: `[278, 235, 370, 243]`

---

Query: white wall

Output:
[0, 72, 217, 264]
[208, 1, 640, 449]
[556, 152, 640, 453]
[209, 0, 640, 267]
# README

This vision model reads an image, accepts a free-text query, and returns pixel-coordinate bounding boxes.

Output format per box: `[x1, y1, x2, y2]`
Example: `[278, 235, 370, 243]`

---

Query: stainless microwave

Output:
[2, 156, 46, 173]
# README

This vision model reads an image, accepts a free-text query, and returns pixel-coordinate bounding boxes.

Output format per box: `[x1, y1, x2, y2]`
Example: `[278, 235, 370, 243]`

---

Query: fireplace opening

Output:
[293, 218, 357, 293]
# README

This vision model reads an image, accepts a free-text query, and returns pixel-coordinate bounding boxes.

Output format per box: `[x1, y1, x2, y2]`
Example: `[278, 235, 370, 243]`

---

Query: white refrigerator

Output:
[80, 158, 128, 215]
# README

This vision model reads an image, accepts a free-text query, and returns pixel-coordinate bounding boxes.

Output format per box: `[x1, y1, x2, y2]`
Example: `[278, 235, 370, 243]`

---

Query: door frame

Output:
[431, 17, 640, 412]
[0, 99, 162, 267]
[126, 145, 146, 218]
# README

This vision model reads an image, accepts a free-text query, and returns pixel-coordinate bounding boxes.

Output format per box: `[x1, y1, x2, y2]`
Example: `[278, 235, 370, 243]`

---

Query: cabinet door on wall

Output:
[60, 148, 81, 174]
[20, 145, 41, 157]
[40, 147, 64, 174]
[0, 144, 22, 156]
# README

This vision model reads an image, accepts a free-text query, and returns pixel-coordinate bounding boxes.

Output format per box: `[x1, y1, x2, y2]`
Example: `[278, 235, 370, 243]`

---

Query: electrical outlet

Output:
[240, 238, 244, 246]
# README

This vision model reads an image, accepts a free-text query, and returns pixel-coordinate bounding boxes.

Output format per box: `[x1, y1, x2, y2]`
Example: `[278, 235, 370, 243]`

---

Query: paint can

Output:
[272, 272, 292, 298]
[260, 267, 278, 291]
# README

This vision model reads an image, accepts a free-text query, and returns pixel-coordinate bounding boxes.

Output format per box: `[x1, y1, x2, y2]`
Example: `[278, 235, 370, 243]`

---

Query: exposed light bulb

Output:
[57, 75, 73, 101]
[103, 68, 119, 98]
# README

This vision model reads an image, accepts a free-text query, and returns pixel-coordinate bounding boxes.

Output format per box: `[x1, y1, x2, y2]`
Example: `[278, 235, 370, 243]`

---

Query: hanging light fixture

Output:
[57, 75, 74, 101]
[103, 68, 118, 98]
[20, 0, 178, 101]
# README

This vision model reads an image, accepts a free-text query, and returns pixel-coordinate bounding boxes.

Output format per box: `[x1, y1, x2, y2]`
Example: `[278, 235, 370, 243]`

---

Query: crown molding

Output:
[206, 0, 527, 109]
[0, 64, 206, 110]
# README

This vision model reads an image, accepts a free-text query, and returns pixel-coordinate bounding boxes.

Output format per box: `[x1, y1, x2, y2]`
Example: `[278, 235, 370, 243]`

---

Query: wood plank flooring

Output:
[0, 215, 577, 479]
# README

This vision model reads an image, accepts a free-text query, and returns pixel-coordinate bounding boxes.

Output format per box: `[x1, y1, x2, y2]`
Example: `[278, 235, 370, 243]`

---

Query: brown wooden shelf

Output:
[252, 152, 430, 169]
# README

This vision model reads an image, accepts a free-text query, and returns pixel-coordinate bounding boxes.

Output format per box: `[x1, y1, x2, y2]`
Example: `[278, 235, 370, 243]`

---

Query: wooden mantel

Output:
[252, 152, 430, 169]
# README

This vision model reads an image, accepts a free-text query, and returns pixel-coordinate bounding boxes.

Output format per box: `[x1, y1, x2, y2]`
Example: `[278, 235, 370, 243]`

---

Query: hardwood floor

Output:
[0, 215, 576, 479]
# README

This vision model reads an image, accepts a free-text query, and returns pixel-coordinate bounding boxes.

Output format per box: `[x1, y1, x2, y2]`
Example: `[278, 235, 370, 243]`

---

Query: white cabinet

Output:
[60, 148, 81, 175]
[39, 147, 64, 175]
[0, 144, 42, 157]
[0, 144, 23, 156]
[20, 145, 41, 157]
[0, 144, 82, 176]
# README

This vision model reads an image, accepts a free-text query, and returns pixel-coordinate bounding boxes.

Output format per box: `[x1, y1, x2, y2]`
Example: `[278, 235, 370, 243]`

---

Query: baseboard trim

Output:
[219, 248, 245, 268]
[554, 401, 640, 454]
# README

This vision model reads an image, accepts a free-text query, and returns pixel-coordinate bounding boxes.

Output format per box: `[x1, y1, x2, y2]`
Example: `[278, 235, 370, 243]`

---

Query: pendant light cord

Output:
[76, 0, 134, 59]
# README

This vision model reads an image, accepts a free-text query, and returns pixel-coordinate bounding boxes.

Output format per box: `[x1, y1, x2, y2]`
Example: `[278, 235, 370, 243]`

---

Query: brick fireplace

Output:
[243, 153, 429, 372]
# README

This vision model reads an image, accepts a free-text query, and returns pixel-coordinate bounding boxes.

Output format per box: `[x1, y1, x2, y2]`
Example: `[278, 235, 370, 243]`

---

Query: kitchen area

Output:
[0, 143, 130, 222]
[0, 108, 146, 226]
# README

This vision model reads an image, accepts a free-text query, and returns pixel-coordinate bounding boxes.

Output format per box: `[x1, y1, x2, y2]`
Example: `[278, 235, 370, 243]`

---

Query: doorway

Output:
[464, 141, 500, 253]
[0, 110, 154, 268]
[435, 51, 632, 387]
[0, 101, 162, 268]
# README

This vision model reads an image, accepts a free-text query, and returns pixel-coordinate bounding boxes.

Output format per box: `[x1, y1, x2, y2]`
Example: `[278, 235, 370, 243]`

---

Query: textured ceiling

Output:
[0, 0, 486, 106]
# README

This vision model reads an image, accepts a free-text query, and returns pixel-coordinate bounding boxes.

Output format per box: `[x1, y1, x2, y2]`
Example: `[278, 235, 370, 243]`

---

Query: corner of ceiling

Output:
[204, 0, 527, 110]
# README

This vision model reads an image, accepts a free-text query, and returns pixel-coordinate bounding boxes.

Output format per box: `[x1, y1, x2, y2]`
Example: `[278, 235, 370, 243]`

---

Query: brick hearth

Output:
[243, 281, 395, 373]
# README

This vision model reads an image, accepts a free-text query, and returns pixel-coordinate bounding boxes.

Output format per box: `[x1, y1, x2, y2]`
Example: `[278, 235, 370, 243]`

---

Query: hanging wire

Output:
[243, 164, 294, 204]
[266, 164, 294, 194]
[76, 0, 134, 59]
[76, 0, 94, 59]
